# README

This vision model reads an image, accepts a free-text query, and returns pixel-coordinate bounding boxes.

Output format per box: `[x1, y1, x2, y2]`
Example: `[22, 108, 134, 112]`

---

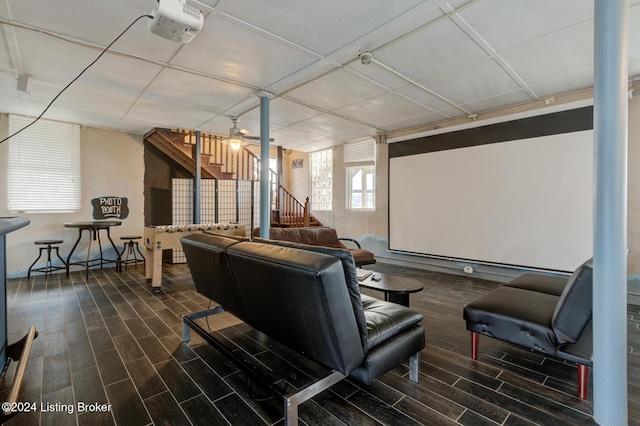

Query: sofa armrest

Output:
[339, 237, 362, 249]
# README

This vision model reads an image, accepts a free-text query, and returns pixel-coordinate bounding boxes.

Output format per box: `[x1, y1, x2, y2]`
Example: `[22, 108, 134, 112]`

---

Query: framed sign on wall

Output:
[92, 196, 129, 220]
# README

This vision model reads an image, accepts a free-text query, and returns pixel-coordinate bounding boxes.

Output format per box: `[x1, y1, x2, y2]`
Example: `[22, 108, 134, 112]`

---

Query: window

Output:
[309, 148, 332, 211]
[344, 140, 375, 210]
[348, 165, 375, 209]
[7, 115, 81, 212]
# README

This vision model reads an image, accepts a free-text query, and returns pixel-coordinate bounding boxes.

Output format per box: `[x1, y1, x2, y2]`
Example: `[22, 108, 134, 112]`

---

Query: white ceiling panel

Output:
[217, 0, 424, 56]
[243, 98, 322, 127]
[500, 21, 594, 89]
[55, 84, 139, 117]
[286, 68, 387, 112]
[289, 114, 371, 138]
[144, 68, 255, 112]
[127, 97, 217, 129]
[375, 18, 488, 83]
[461, 90, 534, 115]
[417, 57, 523, 107]
[333, 92, 432, 127]
[459, 0, 594, 52]
[270, 126, 327, 149]
[171, 15, 319, 89]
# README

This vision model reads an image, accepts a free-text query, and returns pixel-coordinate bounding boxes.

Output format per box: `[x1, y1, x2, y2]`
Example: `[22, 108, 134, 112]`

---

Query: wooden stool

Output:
[120, 236, 145, 269]
[27, 240, 66, 279]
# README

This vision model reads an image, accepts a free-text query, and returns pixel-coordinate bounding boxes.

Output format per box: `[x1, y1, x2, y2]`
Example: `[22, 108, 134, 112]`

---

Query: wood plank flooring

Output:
[0, 261, 637, 425]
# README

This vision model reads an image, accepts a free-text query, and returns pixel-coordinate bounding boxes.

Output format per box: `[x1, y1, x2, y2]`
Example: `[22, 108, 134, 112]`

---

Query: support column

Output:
[593, 1, 628, 424]
[193, 130, 201, 224]
[258, 92, 272, 238]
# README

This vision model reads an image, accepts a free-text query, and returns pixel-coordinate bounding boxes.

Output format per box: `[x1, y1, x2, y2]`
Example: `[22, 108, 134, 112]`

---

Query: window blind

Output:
[8, 115, 81, 212]
[344, 139, 375, 166]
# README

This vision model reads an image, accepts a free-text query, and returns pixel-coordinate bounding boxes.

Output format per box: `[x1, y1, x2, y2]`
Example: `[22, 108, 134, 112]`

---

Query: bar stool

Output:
[27, 240, 67, 279]
[120, 236, 145, 269]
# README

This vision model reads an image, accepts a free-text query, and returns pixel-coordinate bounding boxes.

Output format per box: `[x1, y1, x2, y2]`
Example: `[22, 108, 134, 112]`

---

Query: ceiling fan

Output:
[223, 117, 274, 152]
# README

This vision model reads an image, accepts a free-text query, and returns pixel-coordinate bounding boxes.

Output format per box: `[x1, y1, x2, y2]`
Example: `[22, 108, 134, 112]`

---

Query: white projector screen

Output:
[389, 107, 593, 272]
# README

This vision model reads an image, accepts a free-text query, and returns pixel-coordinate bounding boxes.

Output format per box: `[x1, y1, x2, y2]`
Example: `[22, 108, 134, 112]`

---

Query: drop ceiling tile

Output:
[243, 98, 322, 127]
[418, 57, 522, 107]
[197, 114, 283, 138]
[144, 68, 255, 112]
[379, 112, 447, 133]
[289, 114, 370, 138]
[270, 126, 326, 148]
[171, 15, 318, 88]
[217, 0, 423, 56]
[459, 0, 594, 52]
[529, 77, 594, 100]
[500, 20, 594, 89]
[289, 138, 341, 153]
[286, 68, 387, 111]
[332, 92, 432, 126]
[55, 84, 139, 116]
[461, 90, 534, 114]
[116, 116, 161, 135]
[374, 18, 489, 82]
[127, 97, 217, 129]
[344, 63, 414, 92]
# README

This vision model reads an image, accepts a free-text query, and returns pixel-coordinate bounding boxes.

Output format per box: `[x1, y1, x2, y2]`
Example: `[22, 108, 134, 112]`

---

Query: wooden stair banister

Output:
[146, 127, 321, 227]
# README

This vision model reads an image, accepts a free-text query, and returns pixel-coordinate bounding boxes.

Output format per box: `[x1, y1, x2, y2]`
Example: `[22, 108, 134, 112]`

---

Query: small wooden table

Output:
[359, 272, 424, 307]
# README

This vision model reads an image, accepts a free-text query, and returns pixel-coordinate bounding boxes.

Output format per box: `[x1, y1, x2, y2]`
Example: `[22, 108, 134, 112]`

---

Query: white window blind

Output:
[8, 115, 81, 212]
[344, 139, 375, 166]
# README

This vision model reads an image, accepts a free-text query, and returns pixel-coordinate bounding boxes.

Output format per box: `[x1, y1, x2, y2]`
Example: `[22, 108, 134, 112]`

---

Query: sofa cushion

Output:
[260, 227, 346, 249]
[463, 286, 560, 355]
[181, 233, 246, 317]
[225, 241, 365, 375]
[360, 294, 424, 352]
[551, 258, 593, 345]
[253, 237, 369, 354]
[504, 273, 568, 297]
[349, 248, 376, 266]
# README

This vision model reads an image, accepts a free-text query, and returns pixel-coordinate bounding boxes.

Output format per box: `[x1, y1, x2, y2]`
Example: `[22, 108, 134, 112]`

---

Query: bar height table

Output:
[65, 221, 122, 278]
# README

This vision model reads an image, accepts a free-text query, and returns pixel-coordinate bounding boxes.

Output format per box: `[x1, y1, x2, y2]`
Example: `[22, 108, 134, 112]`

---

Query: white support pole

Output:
[593, 1, 628, 424]
[258, 92, 272, 239]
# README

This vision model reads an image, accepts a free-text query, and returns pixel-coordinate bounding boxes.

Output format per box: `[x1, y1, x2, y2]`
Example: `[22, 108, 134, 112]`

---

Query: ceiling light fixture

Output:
[222, 117, 248, 152]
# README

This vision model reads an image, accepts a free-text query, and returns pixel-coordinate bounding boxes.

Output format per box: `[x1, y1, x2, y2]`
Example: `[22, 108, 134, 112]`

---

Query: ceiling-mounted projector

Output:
[148, 0, 204, 43]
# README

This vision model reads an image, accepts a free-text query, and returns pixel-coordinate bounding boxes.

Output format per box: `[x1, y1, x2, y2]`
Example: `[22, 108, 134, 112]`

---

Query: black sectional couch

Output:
[180, 232, 425, 425]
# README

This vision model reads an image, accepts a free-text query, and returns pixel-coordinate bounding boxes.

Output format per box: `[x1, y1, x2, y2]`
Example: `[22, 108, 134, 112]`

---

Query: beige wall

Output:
[1, 117, 144, 277]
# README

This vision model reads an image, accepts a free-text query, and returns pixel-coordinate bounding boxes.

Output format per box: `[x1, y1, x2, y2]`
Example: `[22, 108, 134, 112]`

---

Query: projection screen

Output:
[389, 106, 593, 272]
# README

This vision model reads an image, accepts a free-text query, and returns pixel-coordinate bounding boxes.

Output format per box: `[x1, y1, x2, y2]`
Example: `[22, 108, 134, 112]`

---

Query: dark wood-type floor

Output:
[1, 261, 638, 425]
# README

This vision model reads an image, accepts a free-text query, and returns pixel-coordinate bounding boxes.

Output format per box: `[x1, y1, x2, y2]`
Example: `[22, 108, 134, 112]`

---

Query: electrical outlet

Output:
[463, 266, 473, 274]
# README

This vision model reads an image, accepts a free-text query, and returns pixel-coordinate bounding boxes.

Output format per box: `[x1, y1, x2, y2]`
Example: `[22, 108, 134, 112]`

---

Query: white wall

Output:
[1, 118, 144, 277]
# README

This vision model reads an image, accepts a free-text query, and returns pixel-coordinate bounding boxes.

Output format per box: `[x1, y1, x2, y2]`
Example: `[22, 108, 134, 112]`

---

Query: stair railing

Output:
[170, 128, 320, 227]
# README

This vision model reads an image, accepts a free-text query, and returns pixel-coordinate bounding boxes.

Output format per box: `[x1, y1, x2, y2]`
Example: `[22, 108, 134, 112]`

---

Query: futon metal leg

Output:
[578, 364, 589, 400]
[181, 306, 225, 342]
[284, 399, 298, 426]
[409, 352, 420, 383]
[471, 332, 479, 360]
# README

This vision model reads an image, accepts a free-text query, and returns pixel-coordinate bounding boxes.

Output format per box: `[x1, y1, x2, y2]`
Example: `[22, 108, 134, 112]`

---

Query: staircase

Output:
[144, 128, 322, 227]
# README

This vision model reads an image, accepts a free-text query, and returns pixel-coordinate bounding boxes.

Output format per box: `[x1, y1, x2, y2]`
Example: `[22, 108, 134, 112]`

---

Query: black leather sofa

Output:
[463, 259, 593, 399]
[180, 232, 425, 424]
